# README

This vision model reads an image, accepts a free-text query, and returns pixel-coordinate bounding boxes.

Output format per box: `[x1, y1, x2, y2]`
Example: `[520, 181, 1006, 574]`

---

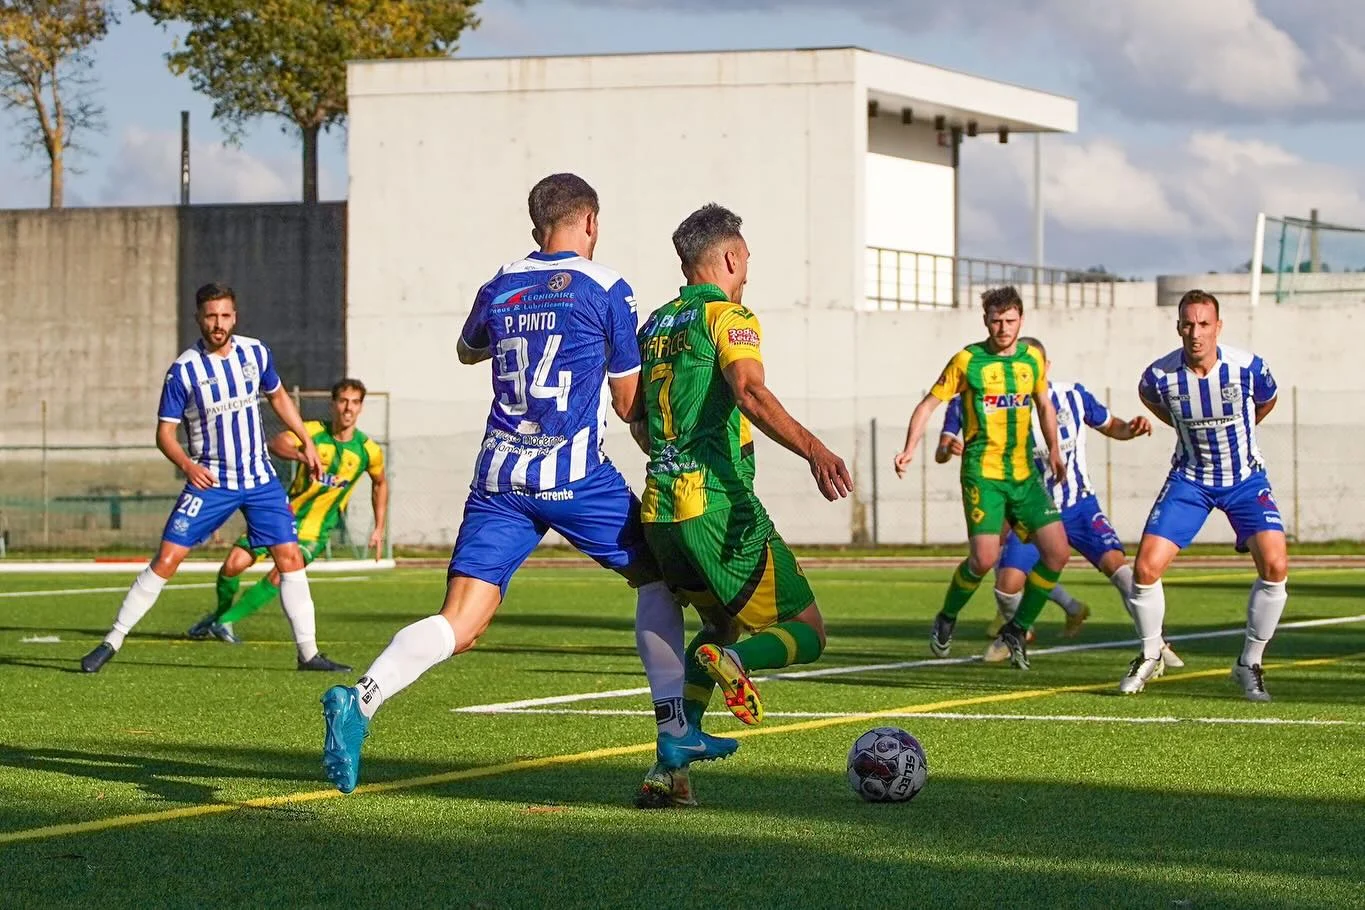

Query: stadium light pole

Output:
[1033, 132, 1044, 279]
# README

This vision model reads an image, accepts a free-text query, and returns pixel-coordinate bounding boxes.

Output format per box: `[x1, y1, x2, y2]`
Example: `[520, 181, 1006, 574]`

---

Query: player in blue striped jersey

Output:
[80, 283, 349, 674]
[1120, 290, 1287, 700]
[320, 174, 729, 796]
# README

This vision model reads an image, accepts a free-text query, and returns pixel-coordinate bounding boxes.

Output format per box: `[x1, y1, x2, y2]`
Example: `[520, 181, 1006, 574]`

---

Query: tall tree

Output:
[134, 0, 479, 204]
[0, 0, 113, 208]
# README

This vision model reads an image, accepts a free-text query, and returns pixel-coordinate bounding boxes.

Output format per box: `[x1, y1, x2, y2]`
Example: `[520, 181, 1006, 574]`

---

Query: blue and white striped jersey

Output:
[1028, 381, 1111, 509]
[943, 383, 1112, 509]
[157, 335, 281, 491]
[1139, 345, 1277, 488]
[461, 251, 640, 494]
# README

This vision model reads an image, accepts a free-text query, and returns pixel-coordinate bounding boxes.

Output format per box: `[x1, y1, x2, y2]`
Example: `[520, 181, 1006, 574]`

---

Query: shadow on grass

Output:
[3, 759, 1363, 910]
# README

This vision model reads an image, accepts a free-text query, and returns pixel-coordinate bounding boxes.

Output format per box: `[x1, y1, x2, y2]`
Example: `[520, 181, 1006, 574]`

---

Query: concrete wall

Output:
[0, 204, 346, 448]
[0, 207, 180, 446]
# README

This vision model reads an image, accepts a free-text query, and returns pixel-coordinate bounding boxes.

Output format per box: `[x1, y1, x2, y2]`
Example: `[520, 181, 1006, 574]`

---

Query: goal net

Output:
[1250, 213, 1365, 306]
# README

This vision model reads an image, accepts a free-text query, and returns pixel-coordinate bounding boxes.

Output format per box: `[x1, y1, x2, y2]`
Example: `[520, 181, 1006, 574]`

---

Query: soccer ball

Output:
[847, 727, 928, 803]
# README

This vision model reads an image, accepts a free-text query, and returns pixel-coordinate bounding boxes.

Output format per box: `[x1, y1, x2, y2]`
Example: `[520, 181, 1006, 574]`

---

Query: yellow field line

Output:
[1, 651, 1358, 847]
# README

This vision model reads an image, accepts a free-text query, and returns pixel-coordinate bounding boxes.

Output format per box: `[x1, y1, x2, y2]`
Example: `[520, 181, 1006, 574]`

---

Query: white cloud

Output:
[957, 129, 1365, 274]
[570, 0, 1361, 122]
[100, 126, 344, 206]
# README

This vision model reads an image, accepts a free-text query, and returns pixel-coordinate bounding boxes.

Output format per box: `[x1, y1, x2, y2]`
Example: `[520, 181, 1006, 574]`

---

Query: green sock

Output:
[1013, 563, 1064, 630]
[212, 571, 241, 620]
[682, 630, 720, 727]
[217, 578, 280, 625]
[941, 559, 986, 619]
[731, 620, 824, 671]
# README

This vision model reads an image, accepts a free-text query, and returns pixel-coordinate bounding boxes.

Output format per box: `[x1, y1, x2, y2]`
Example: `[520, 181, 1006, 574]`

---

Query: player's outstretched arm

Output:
[264, 386, 323, 479]
[156, 421, 216, 490]
[1098, 415, 1153, 440]
[722, 358, 851, 501]
[894, 394, 943, 478]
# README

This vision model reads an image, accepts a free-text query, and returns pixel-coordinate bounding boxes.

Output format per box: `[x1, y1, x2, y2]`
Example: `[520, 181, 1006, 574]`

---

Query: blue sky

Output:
[4, 0, 1364, 275]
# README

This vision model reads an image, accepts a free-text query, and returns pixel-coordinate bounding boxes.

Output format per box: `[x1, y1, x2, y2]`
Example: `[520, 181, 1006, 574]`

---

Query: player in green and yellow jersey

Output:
[186, 379, 388, 664]
[893, 287, 1070, 669]
[635, 203, 851, 770]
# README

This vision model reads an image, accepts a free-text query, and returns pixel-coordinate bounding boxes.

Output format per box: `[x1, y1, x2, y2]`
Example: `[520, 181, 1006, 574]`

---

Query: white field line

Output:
[452, 612, 1365, 714]
[0, 576, 372, 599]
[464, 707, 1365, 728]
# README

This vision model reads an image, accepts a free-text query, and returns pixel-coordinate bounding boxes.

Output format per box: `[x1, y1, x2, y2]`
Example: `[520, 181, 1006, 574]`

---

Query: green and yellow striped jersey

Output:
[283, 420, 384, 542]
[637, 284, 764, 523]
[930, 342, 1049, 482]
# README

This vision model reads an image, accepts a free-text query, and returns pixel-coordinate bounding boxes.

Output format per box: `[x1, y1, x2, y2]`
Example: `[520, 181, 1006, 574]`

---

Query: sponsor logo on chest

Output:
[983, 393, 1029, 411]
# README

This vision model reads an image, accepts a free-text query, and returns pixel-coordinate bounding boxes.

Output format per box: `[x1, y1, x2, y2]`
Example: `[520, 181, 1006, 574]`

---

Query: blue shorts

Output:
[998, 494, 1124, 573]
[161, 481, 297, 549]
[1144, 471, 1283, 552]
[448, 465, 658, 597]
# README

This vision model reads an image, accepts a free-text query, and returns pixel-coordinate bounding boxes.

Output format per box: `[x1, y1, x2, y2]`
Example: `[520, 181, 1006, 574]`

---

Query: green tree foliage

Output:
[0, 0, 114, 208]
[134, 0, 480, 203]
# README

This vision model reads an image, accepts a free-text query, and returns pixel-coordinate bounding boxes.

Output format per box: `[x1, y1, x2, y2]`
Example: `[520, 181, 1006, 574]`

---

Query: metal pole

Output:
[1309, 208, 1320, 273]
[1274, 217, 1289, 304]
[1033, 132, 1044, 274]
[41, 399, 49, 547]
[951, 126, 962, 308]
[920, 392, 929, 545]
[1292, 385, 1300, 540]
[870, 418, 880, 546]
[180, 111, 191, 205]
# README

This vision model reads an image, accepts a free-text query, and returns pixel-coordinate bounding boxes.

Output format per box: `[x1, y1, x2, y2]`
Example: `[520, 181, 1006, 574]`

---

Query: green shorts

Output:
[961, 475, 1061, 541]
[236, 534, 323, 565]
[643, 495, 814, 633]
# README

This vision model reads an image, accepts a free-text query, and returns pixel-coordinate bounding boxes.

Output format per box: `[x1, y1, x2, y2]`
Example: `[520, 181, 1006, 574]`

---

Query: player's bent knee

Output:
[794, 603, 826, 651]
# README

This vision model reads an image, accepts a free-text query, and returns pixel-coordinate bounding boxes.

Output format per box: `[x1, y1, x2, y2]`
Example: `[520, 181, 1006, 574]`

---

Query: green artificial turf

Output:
[1, 566, 1363, 909]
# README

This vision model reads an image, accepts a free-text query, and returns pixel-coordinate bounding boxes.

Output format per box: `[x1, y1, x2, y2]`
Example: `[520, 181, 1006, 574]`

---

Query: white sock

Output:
[1129, 580, 1167, 660]
[278, 569, 319, 662]
[105, 567, 168, 650]
[1242, 577, 1288, 667]
[356, 614, 457, 719]
[634, 581, 687, 736]
[1050, 582, 1082, 616]
[994, 588, 1023, 621]
[1109, 564, 1135, 619]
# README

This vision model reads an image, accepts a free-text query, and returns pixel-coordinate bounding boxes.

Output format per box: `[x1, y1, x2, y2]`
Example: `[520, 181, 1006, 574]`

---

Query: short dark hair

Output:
[195, 282, 235, 309]
[331, 378, 367, 401]
[1018, 336, 1046, 359]
[1177, 289, 1220, 318]
[981, 285, 1023, 315]
[672, 203, 744, 271]
[527, 174, 599, 237]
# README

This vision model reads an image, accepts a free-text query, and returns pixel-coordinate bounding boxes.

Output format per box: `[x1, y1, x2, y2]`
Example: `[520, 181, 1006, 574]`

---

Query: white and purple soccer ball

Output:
[847, 727, 928, 803]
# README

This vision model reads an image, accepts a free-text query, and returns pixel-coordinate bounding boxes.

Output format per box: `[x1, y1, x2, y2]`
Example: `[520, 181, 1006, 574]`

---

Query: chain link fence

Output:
[0, 390, 390, 557]
[0, 387, 1352, 555]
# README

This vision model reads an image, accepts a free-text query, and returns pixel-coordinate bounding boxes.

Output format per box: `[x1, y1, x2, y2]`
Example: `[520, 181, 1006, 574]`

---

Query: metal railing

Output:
[866, 247, 1119, 309]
